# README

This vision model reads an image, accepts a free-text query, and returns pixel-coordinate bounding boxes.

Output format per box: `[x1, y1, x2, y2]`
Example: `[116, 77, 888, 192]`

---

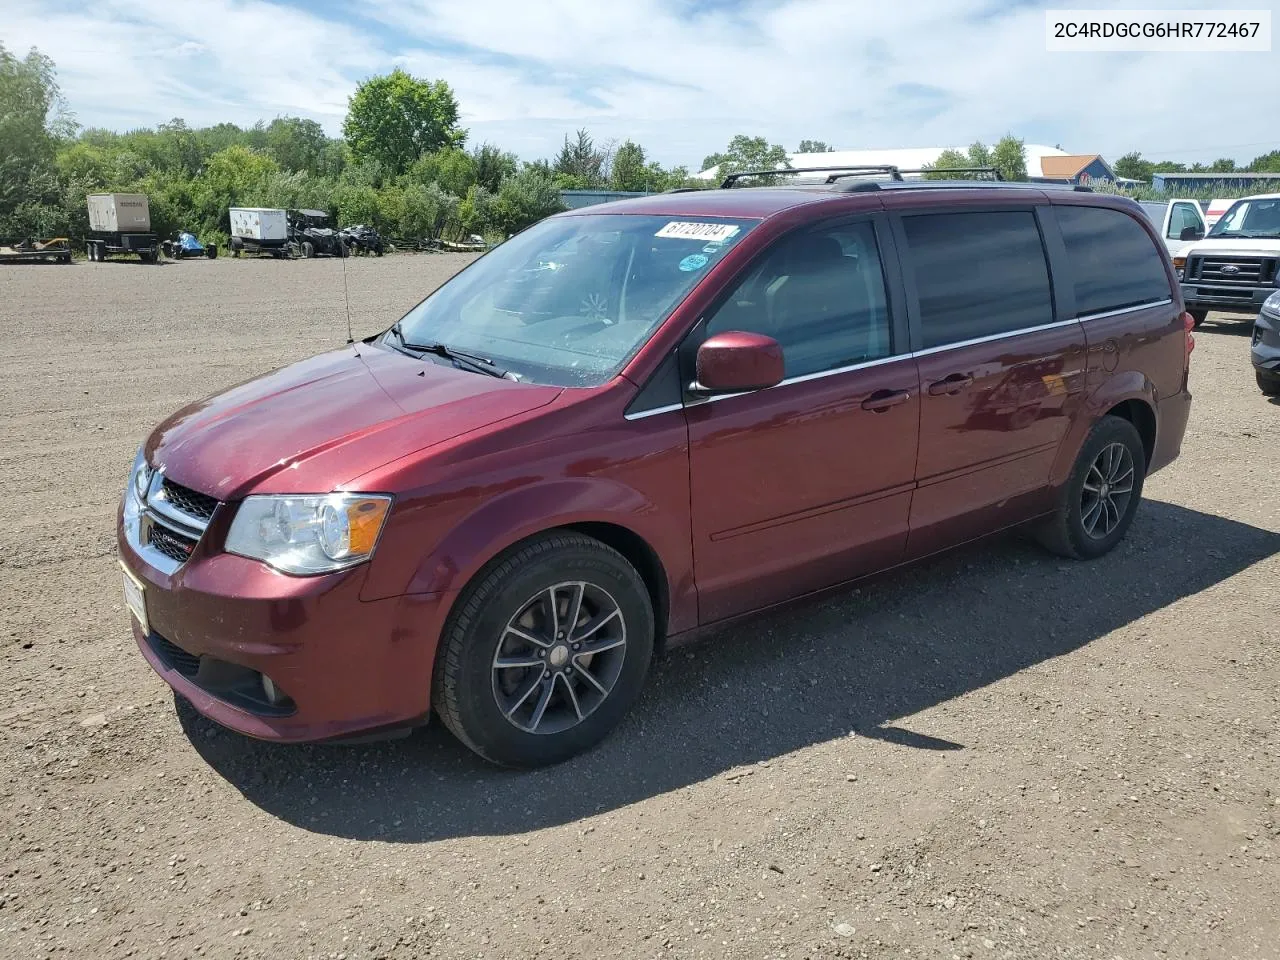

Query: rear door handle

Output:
[861, 389, 912, 412]
[927, 374, 974, 396]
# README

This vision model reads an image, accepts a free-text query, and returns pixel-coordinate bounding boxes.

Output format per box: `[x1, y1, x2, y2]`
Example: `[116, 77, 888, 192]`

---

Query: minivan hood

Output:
[148, 345, 562, 498]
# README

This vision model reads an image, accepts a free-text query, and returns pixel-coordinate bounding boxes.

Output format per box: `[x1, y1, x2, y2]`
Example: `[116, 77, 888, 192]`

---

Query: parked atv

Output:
[288, 209, 348, 258]
[339, 224, 385, 256]
[162, 231, 217, 260]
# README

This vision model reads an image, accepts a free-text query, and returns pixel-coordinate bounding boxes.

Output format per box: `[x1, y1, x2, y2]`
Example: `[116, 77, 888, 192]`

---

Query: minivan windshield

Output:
[1207, 197, 1280, 239]
[390, 213, 757, 387]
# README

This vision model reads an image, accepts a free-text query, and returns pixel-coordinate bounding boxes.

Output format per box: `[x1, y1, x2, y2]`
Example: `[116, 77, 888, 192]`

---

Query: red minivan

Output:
[118, 176, 1193, 766]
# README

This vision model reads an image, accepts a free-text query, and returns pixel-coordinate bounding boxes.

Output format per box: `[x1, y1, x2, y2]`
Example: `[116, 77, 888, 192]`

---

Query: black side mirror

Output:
[1180, 225, 1205, 241]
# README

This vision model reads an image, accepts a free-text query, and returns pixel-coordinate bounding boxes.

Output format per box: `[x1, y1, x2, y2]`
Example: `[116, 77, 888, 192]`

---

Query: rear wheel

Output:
[207, 244, 217, 259]
[1257, 369, 1280, 396]
[1188, 309, 1208, 328]
[1036, 415, 1147, 560]
[433, 532, 654, 768]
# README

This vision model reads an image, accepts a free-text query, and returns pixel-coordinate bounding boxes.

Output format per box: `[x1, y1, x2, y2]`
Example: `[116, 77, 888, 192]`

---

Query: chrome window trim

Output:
[1076, 298, 1173, 322]
[622, 298, 1174, 419]
[624, 402, 684, 421]
[912, 317, 1081, 359]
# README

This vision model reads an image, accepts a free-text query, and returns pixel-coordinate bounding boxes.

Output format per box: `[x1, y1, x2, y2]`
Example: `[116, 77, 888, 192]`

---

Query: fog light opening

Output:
[261, 674, 284, 706]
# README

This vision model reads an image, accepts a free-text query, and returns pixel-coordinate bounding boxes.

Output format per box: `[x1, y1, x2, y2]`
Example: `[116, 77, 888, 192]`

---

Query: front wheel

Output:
[1257, 369, 1280, 397]
[1036, 415, 1147, 560]
[433, 532, 654, 768]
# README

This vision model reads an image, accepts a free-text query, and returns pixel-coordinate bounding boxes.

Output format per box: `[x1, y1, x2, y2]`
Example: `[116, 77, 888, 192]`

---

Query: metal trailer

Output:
[228, 207, 291, 258]
[85, 194, 159, 263]
[0, 238, 73, 264]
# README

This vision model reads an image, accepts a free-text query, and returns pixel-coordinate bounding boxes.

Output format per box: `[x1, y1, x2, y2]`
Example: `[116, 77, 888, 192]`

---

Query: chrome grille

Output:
[1187, 255, 1277, 285]
[128, 469, 220, 575]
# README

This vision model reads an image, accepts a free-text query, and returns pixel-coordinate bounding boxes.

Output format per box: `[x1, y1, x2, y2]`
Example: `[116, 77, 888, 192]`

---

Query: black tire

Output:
[433, 532, 654, 768]
[207, 245, 217, 259]
[301, 241, 314, 259]
[1257, 370, 1280, 397]
[1188, 309, 1207, 329]
[1037, 415, 1147, 560]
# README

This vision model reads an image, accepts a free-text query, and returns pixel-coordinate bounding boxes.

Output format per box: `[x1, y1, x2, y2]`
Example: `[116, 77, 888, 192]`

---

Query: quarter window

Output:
[902, 211, 1053, 349]
[704, 221, 893, 378]
[1055, 205, 1172, 315]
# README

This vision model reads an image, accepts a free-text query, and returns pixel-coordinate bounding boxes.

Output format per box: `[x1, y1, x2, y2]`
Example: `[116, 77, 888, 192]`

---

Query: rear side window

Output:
[902, 211, 1053, 349]
[1055, 205, 1171, 315]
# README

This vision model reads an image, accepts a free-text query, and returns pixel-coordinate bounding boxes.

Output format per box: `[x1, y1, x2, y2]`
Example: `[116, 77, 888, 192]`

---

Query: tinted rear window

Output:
[902, 211, 1054, 349]
[1055, 205, 1171, 315]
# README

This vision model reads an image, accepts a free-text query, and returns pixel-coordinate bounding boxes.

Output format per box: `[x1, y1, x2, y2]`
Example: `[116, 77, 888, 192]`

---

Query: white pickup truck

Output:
[1178, 193, 1280, 326]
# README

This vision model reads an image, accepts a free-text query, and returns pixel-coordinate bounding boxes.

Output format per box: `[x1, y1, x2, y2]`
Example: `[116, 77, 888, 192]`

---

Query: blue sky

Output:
[4, 0, 1279, 169]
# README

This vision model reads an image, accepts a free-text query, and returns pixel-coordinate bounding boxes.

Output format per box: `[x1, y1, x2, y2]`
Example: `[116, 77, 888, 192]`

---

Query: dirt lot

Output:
[2, 254, 1278, 960]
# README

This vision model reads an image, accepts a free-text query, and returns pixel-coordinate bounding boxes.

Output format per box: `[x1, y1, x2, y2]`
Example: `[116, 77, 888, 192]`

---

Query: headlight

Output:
[225, 493, 393, 575]
[1172, 256, 1186, 281]
[1263, 290, 1280, 318]
[125, 447, 152, 516]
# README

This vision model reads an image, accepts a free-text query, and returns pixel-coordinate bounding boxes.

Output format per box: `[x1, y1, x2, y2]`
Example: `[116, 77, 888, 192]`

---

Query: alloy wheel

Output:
[491, 581, 627, 735]
[1080, 441, 1135, 540]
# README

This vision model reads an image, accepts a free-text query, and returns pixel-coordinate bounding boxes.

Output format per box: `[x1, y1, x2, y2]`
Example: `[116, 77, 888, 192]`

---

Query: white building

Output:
[694, 144, 1077, 182]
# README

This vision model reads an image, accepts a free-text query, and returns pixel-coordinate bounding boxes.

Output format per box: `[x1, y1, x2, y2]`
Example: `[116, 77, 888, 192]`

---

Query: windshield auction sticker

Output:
[655, 222, 741, 242]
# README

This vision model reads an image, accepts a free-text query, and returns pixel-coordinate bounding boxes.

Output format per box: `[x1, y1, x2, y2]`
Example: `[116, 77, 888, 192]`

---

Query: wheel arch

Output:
[1050, 372, 1157, 486]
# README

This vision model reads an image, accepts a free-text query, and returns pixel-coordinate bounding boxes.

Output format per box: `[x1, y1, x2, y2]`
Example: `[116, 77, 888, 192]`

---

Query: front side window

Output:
[392, 213, 757, 387]
[704, 220, 892, 378]
[1168, 202, 1202, 239]
[902, 210, 1053, 349]
[1056, 205, 1171, 315]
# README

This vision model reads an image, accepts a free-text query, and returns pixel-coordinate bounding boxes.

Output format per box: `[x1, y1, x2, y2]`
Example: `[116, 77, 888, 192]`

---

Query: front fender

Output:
[1049, 371, 1156, 487]
[383, 477, 697, 636]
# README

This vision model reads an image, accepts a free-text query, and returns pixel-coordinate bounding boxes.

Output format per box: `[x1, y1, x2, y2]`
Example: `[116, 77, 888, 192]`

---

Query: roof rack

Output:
[661, 186, 706, 194]
[894, 166, 1003, 181]
[720, 165, 904, 188]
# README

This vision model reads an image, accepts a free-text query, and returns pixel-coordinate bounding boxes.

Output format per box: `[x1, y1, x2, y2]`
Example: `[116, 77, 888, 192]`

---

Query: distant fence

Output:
[559, 190, 653, 209]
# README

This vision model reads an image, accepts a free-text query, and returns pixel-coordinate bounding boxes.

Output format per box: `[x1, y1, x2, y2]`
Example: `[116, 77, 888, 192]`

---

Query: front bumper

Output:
[1181, 282, 1276, 315]
[119, 517, 453, 742]
[1252, 309, 1280, 373]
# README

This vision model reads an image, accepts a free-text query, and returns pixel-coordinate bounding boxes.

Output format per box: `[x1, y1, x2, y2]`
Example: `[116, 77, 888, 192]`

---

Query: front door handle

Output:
[927, 374, 974, 396]
[861, 389, 912, 412]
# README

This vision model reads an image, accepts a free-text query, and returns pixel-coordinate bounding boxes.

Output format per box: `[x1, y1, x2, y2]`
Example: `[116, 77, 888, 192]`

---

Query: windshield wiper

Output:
[387, 322, 508, 379]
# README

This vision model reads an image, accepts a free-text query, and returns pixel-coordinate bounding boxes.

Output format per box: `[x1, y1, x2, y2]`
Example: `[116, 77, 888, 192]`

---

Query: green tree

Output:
[700, 134, 791, 183]
[1114, 151, 1154, 182]
[921, 148, 971, 179]
[190, 145, 279, 233]
[990, 135, 1027, 181]
[343, 69, 465, 177]
[796, 140, 833, 153]
[1209, 157, 1237, 173]
[492, 166, 565, 235]
[1249, 150, 1280, 172]
[471, 143, 518, 193]
[265, 116, 331, 175]
[0, 43, 74, 237]
[409, 147, 476, 196]
[609, 140, 650, 191]
[554, 129, 607, 188]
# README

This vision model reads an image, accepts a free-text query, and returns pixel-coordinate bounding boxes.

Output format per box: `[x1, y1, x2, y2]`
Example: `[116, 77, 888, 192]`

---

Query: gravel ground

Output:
[2, 254, 1278, 960]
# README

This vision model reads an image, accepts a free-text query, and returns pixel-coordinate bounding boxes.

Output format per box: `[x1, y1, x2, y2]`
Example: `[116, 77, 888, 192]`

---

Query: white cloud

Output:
[3, 0, 1279, 168]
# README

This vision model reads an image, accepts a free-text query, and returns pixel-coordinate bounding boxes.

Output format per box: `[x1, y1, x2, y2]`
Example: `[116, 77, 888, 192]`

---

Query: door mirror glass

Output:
[695, 331, 785, 394]
[1180, 225, 1204, 241]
